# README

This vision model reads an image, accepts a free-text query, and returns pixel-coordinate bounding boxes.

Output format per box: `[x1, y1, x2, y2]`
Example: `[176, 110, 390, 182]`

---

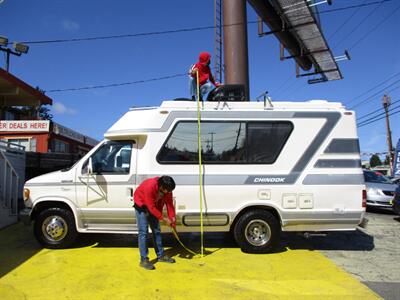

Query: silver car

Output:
[364, 170, 397, 209]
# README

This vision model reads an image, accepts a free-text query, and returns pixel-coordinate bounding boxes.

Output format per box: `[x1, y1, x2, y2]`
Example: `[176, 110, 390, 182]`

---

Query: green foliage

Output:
[38, 105, 53, 120]
[370, 154, 382, 168]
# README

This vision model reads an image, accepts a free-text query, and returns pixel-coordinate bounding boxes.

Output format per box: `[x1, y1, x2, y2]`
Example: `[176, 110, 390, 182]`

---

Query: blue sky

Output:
[1, 0, 399, 160]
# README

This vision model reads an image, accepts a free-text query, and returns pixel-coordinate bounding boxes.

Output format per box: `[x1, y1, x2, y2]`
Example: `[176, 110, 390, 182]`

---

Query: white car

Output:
[364, 170, 397, 209]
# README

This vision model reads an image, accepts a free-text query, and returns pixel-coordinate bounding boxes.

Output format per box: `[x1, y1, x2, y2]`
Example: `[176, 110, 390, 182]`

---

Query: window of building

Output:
[82, 140, 133, 175]
[157, 121, 293, 164]
[4, 111, 15, 120]
[51, 139, 69, 153]
[6, 138, 29, 151]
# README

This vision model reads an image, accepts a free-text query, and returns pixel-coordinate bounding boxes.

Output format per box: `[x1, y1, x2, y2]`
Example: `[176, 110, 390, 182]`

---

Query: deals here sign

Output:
[0, 120, 50, 132]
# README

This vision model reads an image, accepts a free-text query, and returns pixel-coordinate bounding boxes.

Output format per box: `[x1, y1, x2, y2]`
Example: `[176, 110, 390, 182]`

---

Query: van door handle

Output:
[127, 188, 134, 203]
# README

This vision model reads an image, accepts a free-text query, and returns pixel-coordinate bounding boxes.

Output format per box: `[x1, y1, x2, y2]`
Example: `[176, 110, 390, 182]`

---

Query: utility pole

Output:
[383, 94, 393, 171]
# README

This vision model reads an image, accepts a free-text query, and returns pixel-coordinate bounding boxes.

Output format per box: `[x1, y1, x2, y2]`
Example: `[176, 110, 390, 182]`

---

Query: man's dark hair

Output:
[158, 176, 176, 192]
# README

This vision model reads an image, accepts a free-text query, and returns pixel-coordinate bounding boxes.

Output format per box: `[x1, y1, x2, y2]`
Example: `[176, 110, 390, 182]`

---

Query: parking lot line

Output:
[0, 224, 381, 300]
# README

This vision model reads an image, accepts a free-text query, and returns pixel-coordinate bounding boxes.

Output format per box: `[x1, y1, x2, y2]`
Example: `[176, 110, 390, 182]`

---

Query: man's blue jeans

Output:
[135, 208, 164, 261]
[189, 77, 214, 100]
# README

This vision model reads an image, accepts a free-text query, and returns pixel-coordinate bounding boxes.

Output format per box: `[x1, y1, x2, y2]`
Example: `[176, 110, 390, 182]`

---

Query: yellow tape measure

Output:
[171, 227, 200, 257]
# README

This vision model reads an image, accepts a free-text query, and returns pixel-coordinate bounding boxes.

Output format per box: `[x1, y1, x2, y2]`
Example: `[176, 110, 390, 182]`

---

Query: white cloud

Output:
[53, 102, 76, 115]
[61, 20, 80, 32]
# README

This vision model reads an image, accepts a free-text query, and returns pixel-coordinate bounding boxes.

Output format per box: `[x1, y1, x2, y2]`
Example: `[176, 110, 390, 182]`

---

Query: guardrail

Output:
[0, 150, 19, 215]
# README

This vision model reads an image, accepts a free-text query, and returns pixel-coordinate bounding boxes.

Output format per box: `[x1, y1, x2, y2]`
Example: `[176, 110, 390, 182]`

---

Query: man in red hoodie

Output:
[189, 51, 220, 100]
[134, 176, 177, 270]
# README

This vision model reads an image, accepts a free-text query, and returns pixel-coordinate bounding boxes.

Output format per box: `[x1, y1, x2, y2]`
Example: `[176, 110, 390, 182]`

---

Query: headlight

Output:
[367, 187, 380, 195]
[23, 188, 30, 201]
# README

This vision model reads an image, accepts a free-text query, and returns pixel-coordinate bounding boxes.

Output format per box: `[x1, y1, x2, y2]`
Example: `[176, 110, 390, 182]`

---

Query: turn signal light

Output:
[362, 190, 367, 208]
[23, 188, 30, 201]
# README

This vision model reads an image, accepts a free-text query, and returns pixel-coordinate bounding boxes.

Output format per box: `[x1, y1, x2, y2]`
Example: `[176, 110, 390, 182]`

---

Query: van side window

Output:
[157, 121, 292, 164]
[247, 122, 293, 164]
[82, 140, 133, 174]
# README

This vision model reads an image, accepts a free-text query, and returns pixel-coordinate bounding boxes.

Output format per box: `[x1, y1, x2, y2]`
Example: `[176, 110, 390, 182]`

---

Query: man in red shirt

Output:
[189, 51, 220, 101]
[134, 176, 177, 270]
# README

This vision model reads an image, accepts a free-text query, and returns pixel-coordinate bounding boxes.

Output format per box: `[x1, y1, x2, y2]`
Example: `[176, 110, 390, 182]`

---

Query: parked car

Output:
[364, 170, 397, 209]
[391, 177, 400, 185]
[393, 185, 400, 215]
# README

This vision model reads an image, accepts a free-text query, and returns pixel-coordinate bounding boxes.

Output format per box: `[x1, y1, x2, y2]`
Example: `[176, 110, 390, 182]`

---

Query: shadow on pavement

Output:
[282, 229, 375, 251]
[0, 223, 42, 278]
[367, 206, 396, 215]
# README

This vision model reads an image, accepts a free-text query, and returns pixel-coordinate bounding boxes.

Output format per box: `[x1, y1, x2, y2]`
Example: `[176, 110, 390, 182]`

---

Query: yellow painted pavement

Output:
[0, 223, 380, 300]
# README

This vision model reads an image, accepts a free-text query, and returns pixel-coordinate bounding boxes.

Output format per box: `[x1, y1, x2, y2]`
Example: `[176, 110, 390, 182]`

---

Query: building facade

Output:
[0, 120, 98, 155]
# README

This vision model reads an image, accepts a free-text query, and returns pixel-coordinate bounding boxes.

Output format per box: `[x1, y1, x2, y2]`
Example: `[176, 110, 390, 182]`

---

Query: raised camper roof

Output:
[105, 99, 348, 139]
[158, 99, 344, 110]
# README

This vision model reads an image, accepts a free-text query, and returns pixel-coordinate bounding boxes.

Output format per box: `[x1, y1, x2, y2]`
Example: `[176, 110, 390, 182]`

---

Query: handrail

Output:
[0, 150, 20, 215]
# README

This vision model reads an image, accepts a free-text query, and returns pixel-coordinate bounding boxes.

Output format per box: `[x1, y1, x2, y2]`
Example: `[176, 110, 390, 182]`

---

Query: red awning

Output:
[0, 68, 53, 107]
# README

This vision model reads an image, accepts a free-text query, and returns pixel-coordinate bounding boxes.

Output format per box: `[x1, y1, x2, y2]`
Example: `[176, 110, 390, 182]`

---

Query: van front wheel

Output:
[233, 209, 280, 253]
[34, 207, 77, 249]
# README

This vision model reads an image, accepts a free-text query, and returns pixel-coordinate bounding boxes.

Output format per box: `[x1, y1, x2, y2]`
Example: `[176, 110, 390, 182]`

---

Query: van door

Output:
[76, 140, 137, 232]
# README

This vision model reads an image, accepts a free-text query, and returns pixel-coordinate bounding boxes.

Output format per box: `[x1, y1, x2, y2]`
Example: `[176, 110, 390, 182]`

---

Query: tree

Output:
[370, 154, 382, 168]
[38, 105, 53, 120]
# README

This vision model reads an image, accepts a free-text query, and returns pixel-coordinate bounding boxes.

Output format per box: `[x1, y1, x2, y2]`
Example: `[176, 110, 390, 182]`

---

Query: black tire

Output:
[34, 207, 78, 249]
[233, 209, 280, 253]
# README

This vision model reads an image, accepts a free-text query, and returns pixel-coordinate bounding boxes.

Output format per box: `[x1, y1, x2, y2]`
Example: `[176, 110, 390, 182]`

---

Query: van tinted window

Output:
[247, 122, 293, 164]
[157, 121, 292, 164]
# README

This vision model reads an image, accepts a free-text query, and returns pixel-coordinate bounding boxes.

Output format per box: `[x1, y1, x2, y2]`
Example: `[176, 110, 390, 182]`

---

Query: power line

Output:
[358, 109, 400, 128]
[357, 105, 400, 127]
[349, 79, 400, 109]
[346, 71, 400, 106]
[357, 98, 400, 120]
[327, 0, 367, 41]
[358, 101, 400, 125]
[45, 73, 187, 93]
[348, 3, 400, 50]
[13, 1, 392, 46]
[333, 0, 386, 50]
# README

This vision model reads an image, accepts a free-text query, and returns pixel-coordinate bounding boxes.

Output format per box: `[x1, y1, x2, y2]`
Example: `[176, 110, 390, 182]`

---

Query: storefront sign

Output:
[0, 120, 50, 132]
[393, 139, 400, 178]
[53, 122, 85, 143]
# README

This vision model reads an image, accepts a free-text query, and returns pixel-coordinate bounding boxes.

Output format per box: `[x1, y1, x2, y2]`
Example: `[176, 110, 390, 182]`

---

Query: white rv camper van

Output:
[21, 97, 366, 253]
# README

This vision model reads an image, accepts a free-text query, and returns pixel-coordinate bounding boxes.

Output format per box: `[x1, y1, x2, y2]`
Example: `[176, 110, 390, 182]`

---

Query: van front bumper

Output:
[19, 208, 32, 225]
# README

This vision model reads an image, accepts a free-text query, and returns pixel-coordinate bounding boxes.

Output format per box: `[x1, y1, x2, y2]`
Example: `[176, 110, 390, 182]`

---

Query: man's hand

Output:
[215, 82, 221, 87]
[170, 217, 176, 228]
[190, 68, 198, 76]
[162, 217, 172, 226]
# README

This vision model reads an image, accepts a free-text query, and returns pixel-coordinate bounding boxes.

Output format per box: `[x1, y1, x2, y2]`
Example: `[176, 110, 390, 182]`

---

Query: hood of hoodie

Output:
[199, 52, 211, 65]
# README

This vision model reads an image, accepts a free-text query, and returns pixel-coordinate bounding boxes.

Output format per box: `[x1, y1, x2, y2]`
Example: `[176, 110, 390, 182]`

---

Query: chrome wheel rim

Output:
[42, 215, 68, 241]
[244, 219, 271, 246]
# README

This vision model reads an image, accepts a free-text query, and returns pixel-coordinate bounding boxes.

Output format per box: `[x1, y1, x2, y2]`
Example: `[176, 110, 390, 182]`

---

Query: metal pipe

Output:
[223, 0, 250, 100]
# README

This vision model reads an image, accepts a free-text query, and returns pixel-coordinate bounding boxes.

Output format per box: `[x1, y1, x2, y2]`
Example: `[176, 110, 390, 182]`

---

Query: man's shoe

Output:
[140, 258, 155, 270]
[157, 255, 176, 263]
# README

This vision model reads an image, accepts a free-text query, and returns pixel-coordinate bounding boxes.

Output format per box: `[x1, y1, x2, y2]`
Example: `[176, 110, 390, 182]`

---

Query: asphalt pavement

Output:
[296, 208, 400, 300]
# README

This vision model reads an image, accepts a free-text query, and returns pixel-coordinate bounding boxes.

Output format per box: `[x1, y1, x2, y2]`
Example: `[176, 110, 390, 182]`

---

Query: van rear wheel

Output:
[234, 209, 280, 253]
[34, 207, 77, 249]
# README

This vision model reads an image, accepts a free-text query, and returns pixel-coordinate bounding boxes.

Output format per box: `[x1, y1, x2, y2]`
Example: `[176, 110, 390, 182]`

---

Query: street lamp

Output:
[0, 36, 8, 46]
[0, 36, 29, 72]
